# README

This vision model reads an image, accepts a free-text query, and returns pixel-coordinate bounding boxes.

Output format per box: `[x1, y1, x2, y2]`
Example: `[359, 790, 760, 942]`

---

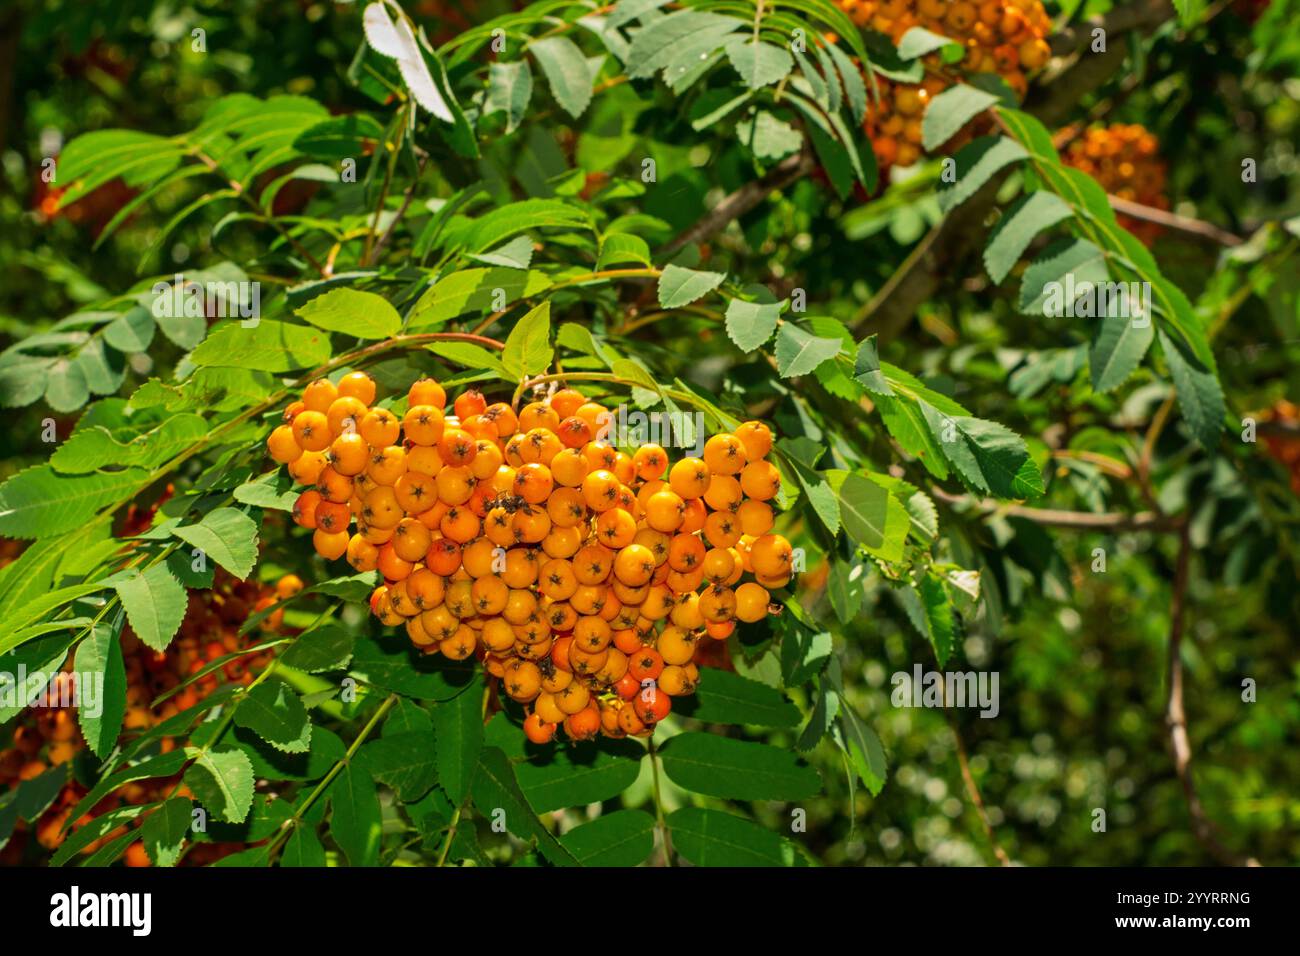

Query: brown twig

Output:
[368, 154, 429, 265]
[943, 701, 1012, 866]
[1108, 195, 1243, 246]
[930, 486, 1177, 532]
[659, 149, 817, 257]
[1164, 523, 1261, 867]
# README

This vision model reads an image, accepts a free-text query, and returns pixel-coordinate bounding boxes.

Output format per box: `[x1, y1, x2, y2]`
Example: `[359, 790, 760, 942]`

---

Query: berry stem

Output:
[646, 733, 674, 867]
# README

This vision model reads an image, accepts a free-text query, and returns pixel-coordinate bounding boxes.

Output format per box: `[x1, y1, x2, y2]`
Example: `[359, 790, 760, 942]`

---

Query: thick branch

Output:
[659, 149, 817, 257]
[1164, 524, 1261, 866]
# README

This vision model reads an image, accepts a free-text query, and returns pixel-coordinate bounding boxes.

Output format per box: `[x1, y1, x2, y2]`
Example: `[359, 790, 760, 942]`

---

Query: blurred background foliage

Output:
[1, 0, 1297, 865]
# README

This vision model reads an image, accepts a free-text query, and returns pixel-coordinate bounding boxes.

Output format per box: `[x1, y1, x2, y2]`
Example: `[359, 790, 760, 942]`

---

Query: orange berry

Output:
[313, 528, 349, 560]
[267, 425, 302, 463]
[550, 388, 586, 419]
[735, 421, 773, 460]
[359, 408, 400, 447]
[739, 460, 781, 500]
[329, 433, 369, 476]
[408, 378, 446, 410]
[404, 405, 445, 446]
[337, 371, 377, 405]
[302, 378, 338, 413]
[292, 410, 331, 452]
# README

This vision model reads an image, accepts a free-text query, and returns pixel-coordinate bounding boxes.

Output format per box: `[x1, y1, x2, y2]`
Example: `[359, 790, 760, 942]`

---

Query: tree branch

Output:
[1108, 194, 1243, 246]
[659, 149, 817, 257]
[930, 486, 1178, 532]
[1164, 524, 1261, 867]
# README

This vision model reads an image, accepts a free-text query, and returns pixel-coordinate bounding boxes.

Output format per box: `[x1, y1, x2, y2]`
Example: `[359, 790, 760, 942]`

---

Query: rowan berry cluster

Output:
[0, 571, 292, 865]
[837, 0, 1052, 172]
[1258, 400, 1300, 495]
[1060, 123, 1168, 244]
[268, 371, 792, 742]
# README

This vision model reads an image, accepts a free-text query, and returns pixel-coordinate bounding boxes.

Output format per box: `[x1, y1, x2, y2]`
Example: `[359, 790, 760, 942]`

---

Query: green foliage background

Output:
[0, 0, 1297, 867]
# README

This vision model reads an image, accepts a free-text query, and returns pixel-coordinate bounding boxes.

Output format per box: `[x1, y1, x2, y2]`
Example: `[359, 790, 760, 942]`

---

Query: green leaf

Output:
[44, 358, 90, 413]
[1172, 0, 1208, 26]
[12, 766, 69, 822]
[686, 668, 801, 727]
[725, 296, 781, 352]
[185, 748, 256, 824]
[234, 723, 345, 783]
[141, 796, 192, 867]
[329, 760, 382, 867]
[293, 113, 385, 160]
[470, 747, 578, 866]
[431, 674, 484, 804]
[1018, 238, 1111, 315]
[596, 233, 652, 270]
[983, 191, 1073, 284]
[919, 405, 1044, 499]
[903, 572, 957, 667]
[837, 702, 888, 796]
[485, 60, 533, 134]
[281, 824, 327, 866]
[362, 731, 439, 802]
[51, 414, 209, 475]
[51, 804, 155, 867]
[113, 562, 188, 653]
[514, 738, 644, 812]
[756, 111, 808, 165]
[407, 268, 551, 329]
[190, 320, 331, 372]
[0, 356, 54, 407]
[64, 750, 191, 827]
[429, 341, 509, 377]
[103, 306, 156, 352]
[500, 301, 553, 380]
[852, 335, 893, 395]
[349, 634, 477, 700]
[1158, 329, 1226, 450]
[779, 624, 833, 686]
[471, 235, 535, 270]
[937, 135, 1027, 212]
[279, 623, 355, 673]
[667, 807, 792, 866]
[624, 11, 742, 81]
[559, 809, 656, 866]
[922, 84, 999, 151]
[295, 287, 401, 340]
[836, 473, 908, 562]
[234, 679, 312, 753]
[824, 39, 867, 125]
[530, 36, 594, 119]
[0, 466, 149, 539]
[72, 621, 126, 759]
[657, 264, 725, 308]
[232, 471, 298, 512]
[1090, 311, 1155, 392]
[827, 559, 865, 624]
[171, 507, 259, 579]
[658, 732, 821, 800]
[725, 36, 793, 89]
[896, 26, 964, 63]
[775, 323, 842, 377]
